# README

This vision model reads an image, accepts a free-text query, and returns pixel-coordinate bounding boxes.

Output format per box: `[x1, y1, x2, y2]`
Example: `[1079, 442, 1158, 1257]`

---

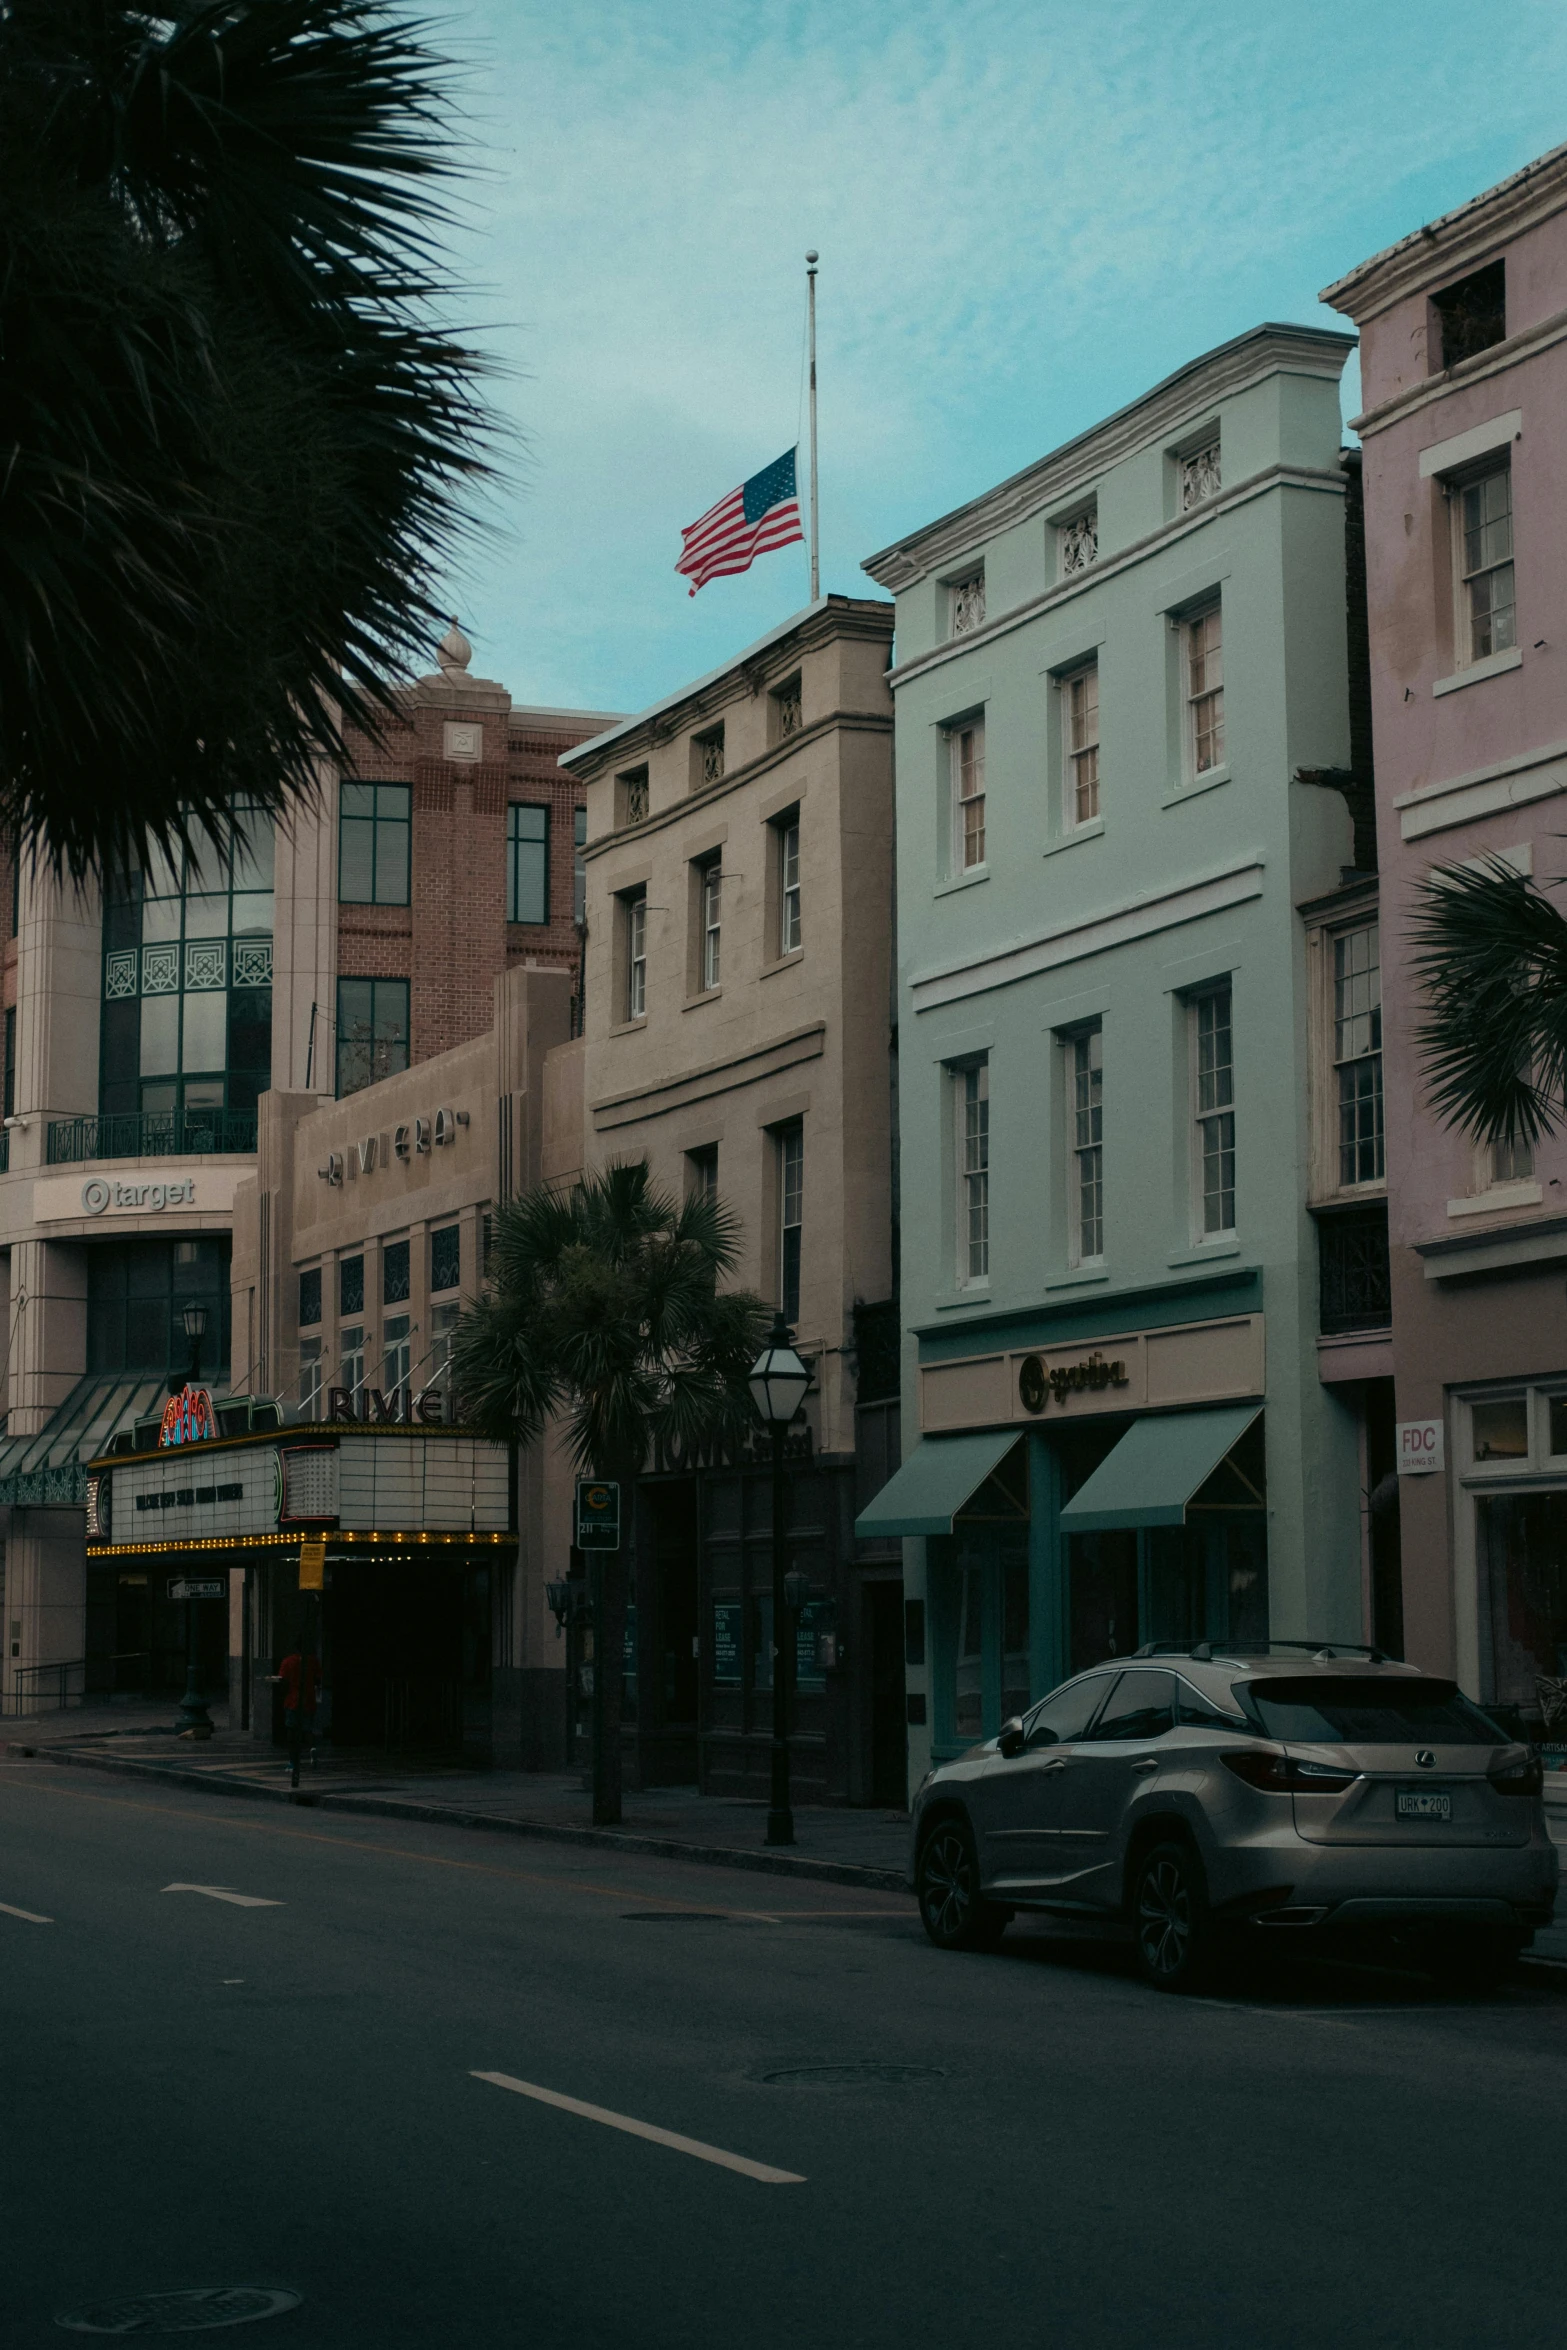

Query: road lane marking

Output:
[162, 1883, 284, 1908]
[0, 1900, 52, 1923]
[3, 1775, 909, 1921]
[472, 2071, 806, 2184]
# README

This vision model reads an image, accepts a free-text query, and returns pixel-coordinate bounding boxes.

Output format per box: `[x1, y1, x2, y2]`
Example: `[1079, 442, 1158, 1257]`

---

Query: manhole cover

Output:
[758, 2062, 945, 2088]
[57, 2286, 302, 2334]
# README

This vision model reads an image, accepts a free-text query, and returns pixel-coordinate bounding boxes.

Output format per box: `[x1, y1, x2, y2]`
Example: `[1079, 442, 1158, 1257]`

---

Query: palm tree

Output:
[0, 0, 498, 884]
[1409, 856, 1567, 1148]
[451, 1161, 771, 1827]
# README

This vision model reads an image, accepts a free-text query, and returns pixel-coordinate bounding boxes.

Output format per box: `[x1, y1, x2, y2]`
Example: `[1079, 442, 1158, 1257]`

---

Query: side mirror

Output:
[997, 1717, 1025, 1758]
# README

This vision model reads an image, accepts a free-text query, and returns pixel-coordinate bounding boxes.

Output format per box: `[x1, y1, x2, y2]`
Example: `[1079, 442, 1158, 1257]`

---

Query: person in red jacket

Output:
[270, 1635, 321, 1789]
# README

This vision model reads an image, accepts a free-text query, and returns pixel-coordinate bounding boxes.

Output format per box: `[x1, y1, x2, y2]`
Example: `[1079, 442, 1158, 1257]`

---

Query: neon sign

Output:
[160, 1385, 216, 1446]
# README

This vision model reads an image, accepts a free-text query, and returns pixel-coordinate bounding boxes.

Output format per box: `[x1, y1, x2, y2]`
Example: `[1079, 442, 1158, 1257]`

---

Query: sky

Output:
[425, 0, 1567, 719]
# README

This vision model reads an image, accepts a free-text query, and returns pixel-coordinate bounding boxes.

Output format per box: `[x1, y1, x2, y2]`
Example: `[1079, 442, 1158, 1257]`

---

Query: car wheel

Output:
[1132, 1839, 1212, 1992]
[1424, 1930, 1521, 1994]
[916, 1818, 1008, 1952]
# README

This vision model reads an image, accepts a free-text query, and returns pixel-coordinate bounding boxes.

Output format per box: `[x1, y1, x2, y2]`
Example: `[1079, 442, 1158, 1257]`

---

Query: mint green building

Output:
[857, 325, 1376, 1785]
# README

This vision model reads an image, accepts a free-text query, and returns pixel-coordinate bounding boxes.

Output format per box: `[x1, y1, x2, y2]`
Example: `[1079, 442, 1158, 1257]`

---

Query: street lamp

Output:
[173, 1301, 213, 1738]
[749, 1313, 810, 1847]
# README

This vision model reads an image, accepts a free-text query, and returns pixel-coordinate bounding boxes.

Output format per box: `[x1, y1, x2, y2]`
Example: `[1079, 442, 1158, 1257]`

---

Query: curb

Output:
[6, 1740, 911, 1897]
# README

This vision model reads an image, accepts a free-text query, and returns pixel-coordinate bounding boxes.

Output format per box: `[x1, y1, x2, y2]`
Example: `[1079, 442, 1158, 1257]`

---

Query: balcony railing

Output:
[1317, 1200, 1391, 1335]
[47, 1108, 259, 1166]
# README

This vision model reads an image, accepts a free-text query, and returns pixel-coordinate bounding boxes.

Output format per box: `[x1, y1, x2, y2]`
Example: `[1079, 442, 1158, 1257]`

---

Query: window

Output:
[1059, 509, 1098, 577]
[506, 804, 549, 925]
[1063, 662, 1100, 827]
[573, 807, 587, 925]
[956, 1061, 989, 1285]
[1333, 922, 1383, 1186]
[428, 1299, 459, 1406]
[777, 1120, 803, 1321]
[1193, 985, 1236, 1235]
[949, 571, 985, 636]
[694, 726, 725, 788]
[3, 1004, 13, 1122]
[618, 767, 649, 827]
[1179, 441, 1221, 510]
[430, 1224, 460, 1294]
[1069, 1026, 1104, 1263]
[950, 720, 986, 872]
[299, 1335, 322, 1422]
[1432, 261, 1506, 370]
[1457, 463, 1515, 663]
[1186, 606, 1224, 775]
[1024, 1673, 1109, 1749]
[685, 1144, 718, 1203]
[339, 1255, 364, 1317]
[1492, 1130, 1534, 1184]
[1082, 1668, 1175, 1742]
[335, 977, 409, 1098]
[382, 1238, 410, 1306]
[771, 675, 802, 740]
[383, 1312, 411, 1401]
[99, 797, 275, 1127]
[779, 819, 802, 955]
[340, 1323, 365, 1402]
[298, 1267, 322, 1329]
[699, 858, 722, 990]
[85, 1237, 231, 1374]
[623, 889, 647, 1020]
[338, 781, 411, 906]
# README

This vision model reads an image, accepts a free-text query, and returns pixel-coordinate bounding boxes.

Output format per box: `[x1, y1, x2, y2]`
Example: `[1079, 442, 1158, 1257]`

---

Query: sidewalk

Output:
[2, 1701, 911, 1892]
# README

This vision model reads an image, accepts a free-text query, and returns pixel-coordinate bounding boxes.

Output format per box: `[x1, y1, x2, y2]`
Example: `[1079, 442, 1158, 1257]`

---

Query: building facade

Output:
[0, 625, 614, 1732]
[1324, 146, 1567, 1730]
[561, 596, 905, 1803]
[858, 325, 1373, 1790]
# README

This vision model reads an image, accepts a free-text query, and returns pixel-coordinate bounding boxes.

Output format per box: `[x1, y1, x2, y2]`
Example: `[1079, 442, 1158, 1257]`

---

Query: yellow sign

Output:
[298, 1537, 326, 1592]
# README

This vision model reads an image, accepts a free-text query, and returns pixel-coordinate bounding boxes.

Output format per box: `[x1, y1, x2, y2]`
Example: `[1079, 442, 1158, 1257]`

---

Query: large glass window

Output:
[1186, 605, 1225, 775]
[955, 1061, 989, 1285]
[87, 1238, 230, 1374]
[336, 978, 409, 1098]
[1193, 984, 1235, 1235]
[1069, 1026, 1103, 1262]
[430, 1225, 460, 1294]
[507, 804, 549, 925]
[778, 818, 802, 955]
[623, 891, 647, 1021]
[1334, 922, 1383, 1186]
[1064, 661, 1100, 827]
[339, 782, 411, 906]
[949, 719, 986, 871]
[1459, 463, 1515, 663]
[99, 800, 274, 1131]
[699, 858, 722, 990]
[777, 1120, 803, 1322]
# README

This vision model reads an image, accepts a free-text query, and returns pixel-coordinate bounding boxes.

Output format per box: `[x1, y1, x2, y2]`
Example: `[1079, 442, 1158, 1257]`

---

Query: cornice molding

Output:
[885, 464, 1344, 695]
[590, 1022, 827, 1131]
[1321, 141, 1567, 324]
[581, 707, 891, 862]
[861, 325, 1353, 593]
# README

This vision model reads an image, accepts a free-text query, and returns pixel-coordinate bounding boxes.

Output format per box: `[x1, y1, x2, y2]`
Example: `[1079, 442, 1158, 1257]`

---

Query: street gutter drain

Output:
[56, 2286, 303, 2334]
[759, 2063, 945, 2088]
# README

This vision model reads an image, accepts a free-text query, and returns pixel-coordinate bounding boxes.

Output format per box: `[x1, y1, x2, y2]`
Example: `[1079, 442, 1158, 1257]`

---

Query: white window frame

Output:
[954, 1059, 990, 1287]
[779, 820, 802, 956]
[1190, 983, 1235, 1240]
[1061, 660, 1100, 831]
[625, 889, 647, 1020]
[948, 718, 986, 874]
[1331, 918, 1384, 1191]
[1450, 458, 1516, 668]
[1066, 1025, 1104, 1266]
[1184, 602, 1225, 779]
[700, 859, 721, 991]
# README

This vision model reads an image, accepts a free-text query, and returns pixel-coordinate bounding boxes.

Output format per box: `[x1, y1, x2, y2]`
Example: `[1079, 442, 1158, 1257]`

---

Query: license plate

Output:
[1396, 1789, 1452, 1821]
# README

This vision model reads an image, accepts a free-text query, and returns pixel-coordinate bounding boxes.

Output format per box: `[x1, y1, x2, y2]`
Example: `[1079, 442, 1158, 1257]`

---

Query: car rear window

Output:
[1235, 1677, 1506, 1746]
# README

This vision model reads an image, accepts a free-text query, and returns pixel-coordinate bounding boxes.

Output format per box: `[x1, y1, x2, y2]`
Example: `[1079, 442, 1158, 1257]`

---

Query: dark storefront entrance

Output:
[260, 1549, 498, 1762]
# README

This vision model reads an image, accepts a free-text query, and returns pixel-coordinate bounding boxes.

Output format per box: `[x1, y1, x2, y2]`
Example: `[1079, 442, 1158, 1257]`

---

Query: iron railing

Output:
[1317, 1200, 1391, 1335]
[3, 1657, 88, 1717]
[47, 1108, 258, 1165]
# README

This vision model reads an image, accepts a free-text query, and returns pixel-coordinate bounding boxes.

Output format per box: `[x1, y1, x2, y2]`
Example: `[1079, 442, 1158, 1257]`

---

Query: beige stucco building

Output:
[558, 596, 907, 1801]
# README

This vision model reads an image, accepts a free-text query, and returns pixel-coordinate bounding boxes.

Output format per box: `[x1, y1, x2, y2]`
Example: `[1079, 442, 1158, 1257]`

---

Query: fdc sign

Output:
[1397, 1420, 1444, 1475]
[575, 1479, 621, 1550]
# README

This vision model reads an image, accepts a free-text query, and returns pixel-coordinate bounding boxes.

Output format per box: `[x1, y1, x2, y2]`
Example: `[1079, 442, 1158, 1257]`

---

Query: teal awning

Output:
[855, 1429, 1020, 1540]
[1058, 1406, 1260, 1533]
[0, 1372, 231, 1509]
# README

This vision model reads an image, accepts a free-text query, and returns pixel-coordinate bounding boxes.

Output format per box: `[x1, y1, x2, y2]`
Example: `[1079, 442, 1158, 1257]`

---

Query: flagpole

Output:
[806, 250, 820, 601]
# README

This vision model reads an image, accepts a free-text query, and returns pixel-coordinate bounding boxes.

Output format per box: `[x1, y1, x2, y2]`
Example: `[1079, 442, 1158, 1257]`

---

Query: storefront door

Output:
[936, 1527, 1031, 1750]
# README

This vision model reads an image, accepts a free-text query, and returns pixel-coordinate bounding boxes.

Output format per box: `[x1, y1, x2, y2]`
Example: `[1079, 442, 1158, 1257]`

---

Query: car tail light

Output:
[1488, 1752, 1544, 1798]
[1221, 1747, 1359, 1794]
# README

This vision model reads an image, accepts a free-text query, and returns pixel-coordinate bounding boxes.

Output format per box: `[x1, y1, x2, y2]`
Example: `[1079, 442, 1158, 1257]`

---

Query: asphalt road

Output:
[3, 1756, 1565, 2350]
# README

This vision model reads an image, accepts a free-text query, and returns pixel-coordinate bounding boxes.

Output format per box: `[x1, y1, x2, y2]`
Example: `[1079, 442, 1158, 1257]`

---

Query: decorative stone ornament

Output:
[1180, 443, 1222, 510]
[1060, 509, 1098, 575]
[950, 571, 986, 636]
[437, 617, 472, 676]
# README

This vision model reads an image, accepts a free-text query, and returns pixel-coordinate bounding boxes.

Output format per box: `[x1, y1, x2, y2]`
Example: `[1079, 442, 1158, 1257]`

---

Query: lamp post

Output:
[748, 1313, 810, 1847]
[173, 1302, 213, 1738]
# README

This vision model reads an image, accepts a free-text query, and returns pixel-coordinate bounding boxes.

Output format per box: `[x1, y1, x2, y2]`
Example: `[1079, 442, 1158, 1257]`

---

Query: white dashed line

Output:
[472, 2071, 806, 2183]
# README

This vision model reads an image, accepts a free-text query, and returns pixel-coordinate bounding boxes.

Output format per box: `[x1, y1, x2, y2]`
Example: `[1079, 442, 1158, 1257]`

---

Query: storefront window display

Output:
[1464, 1384, 1567, 1727]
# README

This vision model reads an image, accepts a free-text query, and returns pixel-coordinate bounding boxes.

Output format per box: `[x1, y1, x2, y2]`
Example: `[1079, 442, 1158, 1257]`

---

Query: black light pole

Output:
[173, 1301, 213, 1739]
[749, 1314, 810, 1848]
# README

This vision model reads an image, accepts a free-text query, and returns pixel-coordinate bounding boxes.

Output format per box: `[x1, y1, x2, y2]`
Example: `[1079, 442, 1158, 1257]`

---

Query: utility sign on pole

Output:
[575, 1479, 621, 1550]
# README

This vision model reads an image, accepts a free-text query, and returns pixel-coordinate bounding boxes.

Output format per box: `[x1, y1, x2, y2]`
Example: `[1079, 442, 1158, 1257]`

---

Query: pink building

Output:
[1325, 147, 1567, 1732]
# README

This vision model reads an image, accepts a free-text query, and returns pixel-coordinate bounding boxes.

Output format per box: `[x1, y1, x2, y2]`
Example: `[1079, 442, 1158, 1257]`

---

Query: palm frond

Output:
[1409, 856, 1567, 1144]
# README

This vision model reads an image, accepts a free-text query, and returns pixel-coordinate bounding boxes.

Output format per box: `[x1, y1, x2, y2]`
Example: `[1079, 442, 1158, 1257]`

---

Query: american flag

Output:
[677, 448, 803, 596]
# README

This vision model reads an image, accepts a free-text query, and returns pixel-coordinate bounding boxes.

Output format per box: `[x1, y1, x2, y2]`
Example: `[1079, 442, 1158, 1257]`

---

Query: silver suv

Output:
[910, 1646, 1559, 1990]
